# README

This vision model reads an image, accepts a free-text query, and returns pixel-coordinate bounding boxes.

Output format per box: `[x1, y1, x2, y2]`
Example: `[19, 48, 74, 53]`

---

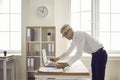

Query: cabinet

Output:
[0, 55, 15, 80]
[26, 26, 56, 80]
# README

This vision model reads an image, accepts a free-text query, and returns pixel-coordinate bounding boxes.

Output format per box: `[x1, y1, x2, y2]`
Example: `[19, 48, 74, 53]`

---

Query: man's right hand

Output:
[50, 57, 59, 62]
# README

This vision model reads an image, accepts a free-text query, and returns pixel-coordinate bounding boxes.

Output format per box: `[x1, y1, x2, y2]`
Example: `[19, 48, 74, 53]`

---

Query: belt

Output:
[98, 47, 104, 52]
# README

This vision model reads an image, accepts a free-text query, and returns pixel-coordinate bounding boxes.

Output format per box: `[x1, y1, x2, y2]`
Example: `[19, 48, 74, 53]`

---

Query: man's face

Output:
[61, 27, 73, 40]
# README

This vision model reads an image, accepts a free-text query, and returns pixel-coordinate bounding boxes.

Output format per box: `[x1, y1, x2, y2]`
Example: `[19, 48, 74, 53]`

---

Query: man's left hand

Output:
[56, 62, 69, 69]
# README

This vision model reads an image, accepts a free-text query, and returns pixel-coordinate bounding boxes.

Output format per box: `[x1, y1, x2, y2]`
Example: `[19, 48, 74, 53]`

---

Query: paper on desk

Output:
[38, 67, 63, 72]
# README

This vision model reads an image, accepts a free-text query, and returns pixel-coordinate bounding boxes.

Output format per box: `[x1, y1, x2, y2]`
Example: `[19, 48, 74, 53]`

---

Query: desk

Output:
[35, 60, 90, 80]
[0, 55, 15, 80]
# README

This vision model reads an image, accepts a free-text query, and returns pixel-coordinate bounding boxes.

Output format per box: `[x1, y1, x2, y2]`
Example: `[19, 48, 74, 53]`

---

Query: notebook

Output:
[42, 49, 56, 67]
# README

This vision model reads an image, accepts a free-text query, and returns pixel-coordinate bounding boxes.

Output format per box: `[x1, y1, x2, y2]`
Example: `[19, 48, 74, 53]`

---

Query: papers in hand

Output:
[38, 67, 63, 72]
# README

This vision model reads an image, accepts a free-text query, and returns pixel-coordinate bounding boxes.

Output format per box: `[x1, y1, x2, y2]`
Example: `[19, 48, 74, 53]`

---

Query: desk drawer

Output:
[36, 78, 75, 80]
[55, 79, 76, 80]
[35, 77, 90, 80]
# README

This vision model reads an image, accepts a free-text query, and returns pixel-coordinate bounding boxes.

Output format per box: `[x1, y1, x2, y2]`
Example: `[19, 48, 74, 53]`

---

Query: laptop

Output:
[42, 49, 56, 67]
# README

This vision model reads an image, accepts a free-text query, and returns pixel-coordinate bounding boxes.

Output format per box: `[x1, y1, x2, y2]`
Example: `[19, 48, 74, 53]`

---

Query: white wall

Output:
[25, 0, 55, 26]
[15, 0, 120, 80]
[15, 0, 30, 80]
[55, 0, 71, 57]
[28, 0, 55, 26]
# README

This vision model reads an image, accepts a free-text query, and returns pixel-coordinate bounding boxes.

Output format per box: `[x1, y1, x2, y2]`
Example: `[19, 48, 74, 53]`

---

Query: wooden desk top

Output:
[35, 60, 89, 76]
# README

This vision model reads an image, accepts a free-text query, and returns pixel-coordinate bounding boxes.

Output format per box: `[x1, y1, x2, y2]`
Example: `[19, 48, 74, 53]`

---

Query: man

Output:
[50, 24, 107, 80]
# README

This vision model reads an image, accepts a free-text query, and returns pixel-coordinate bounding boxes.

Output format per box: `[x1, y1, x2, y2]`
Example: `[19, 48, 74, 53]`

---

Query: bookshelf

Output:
[26, 26, 56, 80]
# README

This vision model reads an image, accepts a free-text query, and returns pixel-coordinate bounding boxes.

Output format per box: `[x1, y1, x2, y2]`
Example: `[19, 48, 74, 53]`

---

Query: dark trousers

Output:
[91, 48, 107, 80]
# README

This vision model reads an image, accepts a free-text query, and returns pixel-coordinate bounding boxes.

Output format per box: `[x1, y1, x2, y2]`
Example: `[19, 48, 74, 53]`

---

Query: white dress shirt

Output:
[59, 31, 103, 66]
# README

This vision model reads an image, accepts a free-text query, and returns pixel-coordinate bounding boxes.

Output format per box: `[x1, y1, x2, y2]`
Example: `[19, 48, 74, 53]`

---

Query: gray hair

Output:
[60, 24, 71, 33]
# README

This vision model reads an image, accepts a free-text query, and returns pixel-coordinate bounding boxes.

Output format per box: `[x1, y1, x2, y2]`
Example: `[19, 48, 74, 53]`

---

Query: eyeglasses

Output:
[62, 29, 70, 37]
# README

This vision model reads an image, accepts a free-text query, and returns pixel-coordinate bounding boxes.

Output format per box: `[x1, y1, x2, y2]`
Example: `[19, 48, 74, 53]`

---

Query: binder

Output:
[27, 28, 34, 41]
[27, 57, 34, 70]
[48, 43, 54, 56]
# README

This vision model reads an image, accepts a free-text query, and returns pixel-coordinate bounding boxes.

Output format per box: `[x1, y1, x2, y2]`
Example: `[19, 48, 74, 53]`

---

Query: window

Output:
[0, 0, 21, 53]
[99, 0, 120, 52]
[70, 0, 91, 55]
[71, 0, 91, 35]
[71, 0, 120, 53]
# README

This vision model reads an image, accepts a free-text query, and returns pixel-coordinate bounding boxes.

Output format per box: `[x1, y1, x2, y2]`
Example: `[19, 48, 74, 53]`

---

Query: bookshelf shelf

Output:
[27, 56, 42, 58]
[26, 26, 56, 80]
[27, 41, 55, 44]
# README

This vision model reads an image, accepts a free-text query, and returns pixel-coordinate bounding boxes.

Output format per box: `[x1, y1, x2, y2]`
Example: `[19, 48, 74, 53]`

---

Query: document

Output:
[38, 67, 63, 72]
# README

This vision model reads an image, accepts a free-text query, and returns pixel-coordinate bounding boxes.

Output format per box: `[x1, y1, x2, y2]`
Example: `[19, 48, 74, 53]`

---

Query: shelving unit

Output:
[26, 26, 56, 80]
